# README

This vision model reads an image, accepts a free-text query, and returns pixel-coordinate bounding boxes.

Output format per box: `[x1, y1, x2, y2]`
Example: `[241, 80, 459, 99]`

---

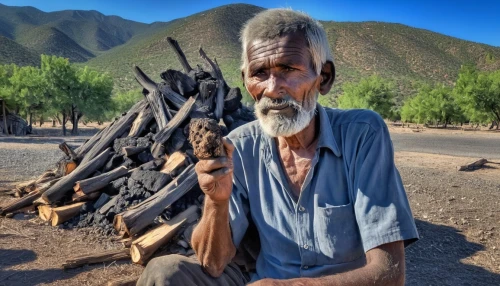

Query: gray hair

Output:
[240, 8, 333, 76]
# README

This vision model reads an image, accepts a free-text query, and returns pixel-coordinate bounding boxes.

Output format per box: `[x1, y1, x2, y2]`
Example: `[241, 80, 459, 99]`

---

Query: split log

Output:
[74, 166, 129, 196]
[62, 249, 130, 269]
[64, 161, 77, 175]
[122, 146, 148, 157]
[75, 125, 107, 161]
[42, 148, 113, 203]
[160, 152, 188, 176]
[79, 100, 145, 166]
[128, 105, 154, 137]
[134, 66, 170, 129]
[59, 142, 77, 161]
[153, 94, 197, 145]
[160, 69, 197, 97]
[114, 164, 198, 236]
[107, 276, 139, 286]
[130, 205, 199, 264]
[457, 158, 489, 171]
[51, 202, 85, 226]
[38, 205, 52, 221]
[167, 37, 192, 73]
[157, 82, 187, 110]
[71, 191, 100, 203]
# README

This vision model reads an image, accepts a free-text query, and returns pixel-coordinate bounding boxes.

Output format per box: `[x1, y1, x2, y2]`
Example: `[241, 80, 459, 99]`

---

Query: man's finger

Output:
[222, 137, 235, 158]
[199, 167, 232, 183]
[195, 157, 229, 173]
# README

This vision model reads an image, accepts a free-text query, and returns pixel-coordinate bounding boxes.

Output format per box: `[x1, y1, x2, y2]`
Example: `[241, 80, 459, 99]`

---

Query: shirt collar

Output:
[316, 104, 342, 157]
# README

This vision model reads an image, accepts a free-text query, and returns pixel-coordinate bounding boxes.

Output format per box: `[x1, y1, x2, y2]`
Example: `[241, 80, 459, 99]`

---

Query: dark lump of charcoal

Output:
[188, 118, 223, 159]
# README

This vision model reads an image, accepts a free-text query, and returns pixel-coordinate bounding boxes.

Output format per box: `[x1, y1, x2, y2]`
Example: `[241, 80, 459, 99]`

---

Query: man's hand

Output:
[195, 138, 235, 203]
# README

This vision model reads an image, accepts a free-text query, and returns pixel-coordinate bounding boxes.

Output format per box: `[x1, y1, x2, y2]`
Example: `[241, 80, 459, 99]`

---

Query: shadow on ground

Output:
[406, 220, 500, 285]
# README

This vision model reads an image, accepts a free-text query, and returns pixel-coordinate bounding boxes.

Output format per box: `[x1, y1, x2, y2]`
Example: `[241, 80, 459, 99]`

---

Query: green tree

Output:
[0, 64, 19, 134]
[9, 66, 46, 129]
[337, 75, 395, 119]
[453, 65, 499, 128]
[112, 89, 143, 116]
[73, 66, 114, 132]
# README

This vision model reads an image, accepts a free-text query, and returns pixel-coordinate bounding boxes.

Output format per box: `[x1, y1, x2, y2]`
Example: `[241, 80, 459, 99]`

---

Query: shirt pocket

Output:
[313, 202, 364, 265]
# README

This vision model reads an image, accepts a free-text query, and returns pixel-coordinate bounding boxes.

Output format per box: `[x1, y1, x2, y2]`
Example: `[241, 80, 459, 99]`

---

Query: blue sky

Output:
[1, 0, 499, 47]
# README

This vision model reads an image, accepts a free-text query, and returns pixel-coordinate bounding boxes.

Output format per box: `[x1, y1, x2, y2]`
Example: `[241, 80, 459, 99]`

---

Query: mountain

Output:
[0, 3, 170, 62]
[1, 3, 500, 101]
[0, 35, 40, 66]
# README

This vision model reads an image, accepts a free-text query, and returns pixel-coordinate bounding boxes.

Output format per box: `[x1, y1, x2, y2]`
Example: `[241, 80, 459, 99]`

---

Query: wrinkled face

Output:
[243, 31, 321, 137]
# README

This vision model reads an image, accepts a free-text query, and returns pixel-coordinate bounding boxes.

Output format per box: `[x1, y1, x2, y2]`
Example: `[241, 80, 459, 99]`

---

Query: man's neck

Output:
[278, 115, 318, 151]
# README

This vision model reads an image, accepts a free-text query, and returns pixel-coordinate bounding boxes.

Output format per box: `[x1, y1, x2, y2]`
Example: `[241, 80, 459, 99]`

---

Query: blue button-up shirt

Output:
[227, 105, 419, 281]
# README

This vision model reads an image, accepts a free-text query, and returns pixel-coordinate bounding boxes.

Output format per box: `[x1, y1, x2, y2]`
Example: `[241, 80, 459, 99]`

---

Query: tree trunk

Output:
[29, 112, 33, 129]
[2, 100, 8, 135]
[62, 112, 67, 136]
[52, 118, 56, 127]
[39, 115, 43, 127]
[71, 105, 79, 135]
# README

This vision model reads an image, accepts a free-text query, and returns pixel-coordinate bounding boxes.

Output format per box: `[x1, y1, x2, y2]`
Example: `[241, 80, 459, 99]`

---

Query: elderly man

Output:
[138, 8, 419, 286]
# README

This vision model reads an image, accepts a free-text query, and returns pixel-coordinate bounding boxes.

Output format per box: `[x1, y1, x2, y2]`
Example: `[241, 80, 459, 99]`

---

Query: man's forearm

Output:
[191, 196, 236, 277]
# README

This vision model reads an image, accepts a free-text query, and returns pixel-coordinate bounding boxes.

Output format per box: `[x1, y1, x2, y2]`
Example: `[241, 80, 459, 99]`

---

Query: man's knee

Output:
[137, 254, 197, 286]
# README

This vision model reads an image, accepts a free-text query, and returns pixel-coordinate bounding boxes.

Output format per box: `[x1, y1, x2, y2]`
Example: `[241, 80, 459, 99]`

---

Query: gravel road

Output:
[391, 133, 500, 159]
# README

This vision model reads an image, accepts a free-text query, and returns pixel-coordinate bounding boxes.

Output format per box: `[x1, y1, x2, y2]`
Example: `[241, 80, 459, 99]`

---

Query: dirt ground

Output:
[0, 126, 499, 285]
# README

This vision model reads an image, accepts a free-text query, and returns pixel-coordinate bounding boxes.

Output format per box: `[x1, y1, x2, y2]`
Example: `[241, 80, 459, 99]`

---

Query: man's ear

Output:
[319, 60, 335, 95]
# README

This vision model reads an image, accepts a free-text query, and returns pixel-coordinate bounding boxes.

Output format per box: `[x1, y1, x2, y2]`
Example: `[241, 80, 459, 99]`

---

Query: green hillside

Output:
[1, 3, 500, 103]
[0, 35, 40, 66]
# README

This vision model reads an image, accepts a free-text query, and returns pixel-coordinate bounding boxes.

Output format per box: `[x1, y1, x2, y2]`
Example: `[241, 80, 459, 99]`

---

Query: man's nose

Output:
[262, 73, 286, 99]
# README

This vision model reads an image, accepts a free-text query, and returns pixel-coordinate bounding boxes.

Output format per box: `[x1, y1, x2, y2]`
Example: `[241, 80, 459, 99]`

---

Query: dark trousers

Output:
[136, 254, 250, 286]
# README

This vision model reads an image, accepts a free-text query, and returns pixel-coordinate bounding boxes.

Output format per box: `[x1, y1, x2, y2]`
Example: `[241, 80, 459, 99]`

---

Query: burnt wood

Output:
[166, 37, 192, 73]
[74, 166, 129, 196]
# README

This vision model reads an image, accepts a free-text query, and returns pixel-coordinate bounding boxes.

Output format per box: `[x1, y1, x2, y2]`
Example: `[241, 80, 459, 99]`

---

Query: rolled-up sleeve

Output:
[352, 120, 419, 252]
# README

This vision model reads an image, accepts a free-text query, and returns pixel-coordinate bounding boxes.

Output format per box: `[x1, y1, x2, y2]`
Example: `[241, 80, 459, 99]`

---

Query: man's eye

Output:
[252, 70, 266, 76]
[284, 66, 296, 71]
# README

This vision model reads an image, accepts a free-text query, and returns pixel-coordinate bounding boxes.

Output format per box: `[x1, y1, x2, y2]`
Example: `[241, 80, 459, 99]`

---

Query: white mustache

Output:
[256, 96, 302, 113]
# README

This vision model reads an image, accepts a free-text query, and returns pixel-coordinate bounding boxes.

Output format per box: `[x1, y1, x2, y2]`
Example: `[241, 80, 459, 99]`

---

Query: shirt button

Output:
[303, 265, 309, 269]
[299, 206, 305, 212]
[303, 244, 309, 250]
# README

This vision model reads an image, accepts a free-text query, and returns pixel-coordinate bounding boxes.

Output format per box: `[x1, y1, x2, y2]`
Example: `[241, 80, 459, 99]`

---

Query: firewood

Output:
[59, 142, 77, 160]
[71, 191, 100, 203]
[153, 94, 197, 145]
[122, 146, 148, 157]
[457, 158, 489, 171]
[167, 37, 192, 73]
[107, 276, 139, 286]
[50, 202, 85, 226]
[160, 151, 188, 176]
[74, 166, 129, 196]
[0, 191, 41, 215]
[65, 161, 77, 175]
[189, 118, 224, 159]
[160, 69, 197, 97]
[75, 125, 107, 161]
[134, 66, 171, 129]
[128, 105, 154, 137]
[62, 249, 130, 269]
[199, 47, 225, 120]
[130, 205, 199, 264]
[157, 82, 188, 110]
[42, 148, 113, 203]
[79, 100, 145, 166]
[38, 205, 53, 221]
[114, 164, 198, 236]
[99, 195, 119, 215]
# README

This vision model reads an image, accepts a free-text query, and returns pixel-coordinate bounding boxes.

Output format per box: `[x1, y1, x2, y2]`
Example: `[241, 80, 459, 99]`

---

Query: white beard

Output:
[254, 94, 317, 137]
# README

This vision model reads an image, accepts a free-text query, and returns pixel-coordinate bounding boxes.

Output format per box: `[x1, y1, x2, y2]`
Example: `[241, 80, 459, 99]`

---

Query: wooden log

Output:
[160, 69, 197, 97]
[0, 191, 40, 215]
[65, 161, 77, 175]
[199, 47, 225, 120]
[50, 202, 85, 226]
[107, 276, 139, 286]
[99, 195, 119, 215]
[42, 148, 113, 203]
[59, 142, 77, 160]
[133, 66, 170, 129]
[114, 164, 198, 236]
[167, 37, 192, 73]
[62, 249, 130, 269]
[79, 100, 145, 166]
[130, 205, 199, 264]
[38, 205, 52, 221]
[128, 105, 153, 137]
[74, 166, 129, 196]
[75, 125, 107, 161]
[122, 146, 148, 157]
[153, 94, 197, 145]
[160, 152, 188, 176]
[457, 158, 489, 171]
[71, 191, 100, 203]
